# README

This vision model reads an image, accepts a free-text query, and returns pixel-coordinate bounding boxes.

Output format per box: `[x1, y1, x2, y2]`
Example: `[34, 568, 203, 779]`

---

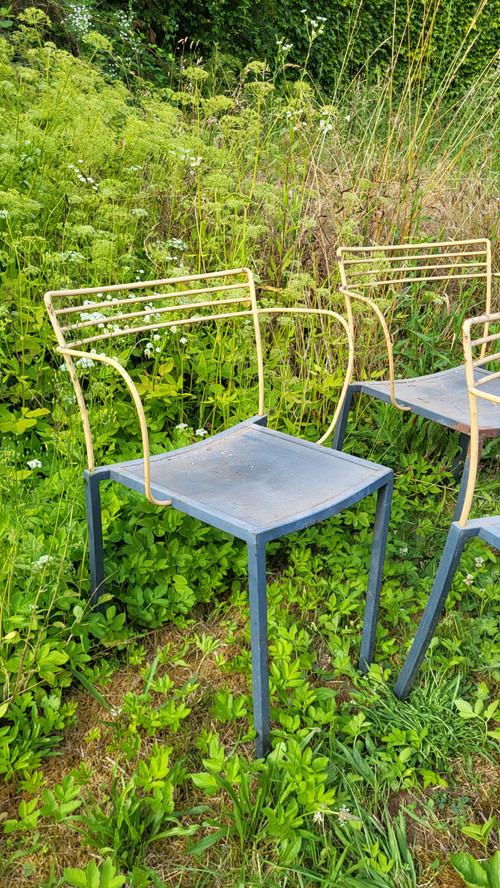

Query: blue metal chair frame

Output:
[45, 269, 393, 758]
[394, 311, 500, 698]
[335, 240, 500, 521]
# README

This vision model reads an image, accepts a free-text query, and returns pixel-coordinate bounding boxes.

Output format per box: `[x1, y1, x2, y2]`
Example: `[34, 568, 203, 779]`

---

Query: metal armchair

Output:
[45, 268, 393, 757]
[335, 240, 500, 519]
[394, 311, 500, 698]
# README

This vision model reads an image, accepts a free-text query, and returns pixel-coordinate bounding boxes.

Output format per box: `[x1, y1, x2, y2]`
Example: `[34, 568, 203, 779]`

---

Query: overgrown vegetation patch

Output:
[1, 5, 500, 887]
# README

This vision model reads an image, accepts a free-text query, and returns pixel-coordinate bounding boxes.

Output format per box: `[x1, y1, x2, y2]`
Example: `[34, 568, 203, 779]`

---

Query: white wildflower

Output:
[196, 428, 208, 437]
[32, 554, 53, 570]
[337, 805, 361, 824]
[27, 458, 42, 469]
[475, 556, 484, 568]
[464, 574, 474, 586]
[176, 423, 189, 430]
[180, 336, 187, 344]
[76, 357, 95, 369]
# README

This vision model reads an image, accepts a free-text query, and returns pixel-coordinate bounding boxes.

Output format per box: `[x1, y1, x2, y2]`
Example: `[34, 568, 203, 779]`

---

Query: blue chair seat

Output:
[349, 366, 500, 436]
[94, 417, 391, 542]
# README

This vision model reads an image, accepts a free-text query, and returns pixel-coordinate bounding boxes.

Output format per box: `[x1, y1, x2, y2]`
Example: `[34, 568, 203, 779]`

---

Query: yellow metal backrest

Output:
[336, 239, 492, 409]
[45, 269, 354, 506]
[460, 311, 500, 526]
[337, 239, 491, 298]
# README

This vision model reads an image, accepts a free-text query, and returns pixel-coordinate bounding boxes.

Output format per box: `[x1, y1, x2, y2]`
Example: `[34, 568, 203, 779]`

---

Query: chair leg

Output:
[331, 385, 354, 452]
[451, 432, 469, 482]
[359, 478, 393, 672]
[85, 473, 106, 611]
[393, 522, 476, 700]
[247, 540, 270, 759]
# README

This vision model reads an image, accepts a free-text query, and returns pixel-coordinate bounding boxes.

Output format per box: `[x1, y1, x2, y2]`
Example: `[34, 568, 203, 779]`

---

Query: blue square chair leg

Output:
[331, 385, 354, 452]
[393, 522, 477, 700]
[247, 539, 271, 759]
[451, 432, 469, 482]
[85, 473, 106, 611]
[359, 478, 393, 671]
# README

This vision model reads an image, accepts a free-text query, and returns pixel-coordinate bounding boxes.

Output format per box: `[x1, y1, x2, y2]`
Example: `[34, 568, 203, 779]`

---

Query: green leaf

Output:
[63, 866, 90, 888]
[488, 851, 500, 888]
[450, 852, 489, 887]
[70, 668, 113, 713]
[190, 772, 219, 794]
[454, 699, 477, 719]
[100, 857, 126, 888]
[187, 827, 227, 855]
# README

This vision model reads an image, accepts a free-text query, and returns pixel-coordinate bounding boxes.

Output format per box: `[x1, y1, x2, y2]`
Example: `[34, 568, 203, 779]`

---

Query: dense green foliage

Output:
[58, 0, 500, 93]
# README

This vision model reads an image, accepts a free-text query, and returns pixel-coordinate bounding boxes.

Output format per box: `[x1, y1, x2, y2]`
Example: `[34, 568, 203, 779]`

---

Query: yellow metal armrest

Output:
[57, 347, 171, 507]
[257, 306, 355, 445]
[338, 285, 410, 411]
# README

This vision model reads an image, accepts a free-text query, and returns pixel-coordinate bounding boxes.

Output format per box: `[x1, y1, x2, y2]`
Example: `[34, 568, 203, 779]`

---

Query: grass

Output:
[1, 3, 500, 887]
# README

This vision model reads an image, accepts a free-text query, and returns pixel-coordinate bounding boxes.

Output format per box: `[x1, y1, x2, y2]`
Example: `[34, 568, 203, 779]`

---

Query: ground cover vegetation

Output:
[1, 3, 500, 886]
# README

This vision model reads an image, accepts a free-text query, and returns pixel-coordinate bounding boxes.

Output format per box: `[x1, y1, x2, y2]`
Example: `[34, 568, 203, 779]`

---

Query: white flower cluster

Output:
[32, 553, 53, 570]
[276, 37, 293, 51]
[166, 237, 187, 251]
[169, 148, 203, 171]
[27, 458, 42, 469]
[76, 356, 95, 369]
[49, 250, 85, 264]
[113, 8, 140, 48]
[173, 423, 207, 437]
[0, 209, 9, 219]
[67, 1, 92, 37]
[80, 308, 107, 323]
[319, 119, 333, 133]
[68, 162, 98, 191]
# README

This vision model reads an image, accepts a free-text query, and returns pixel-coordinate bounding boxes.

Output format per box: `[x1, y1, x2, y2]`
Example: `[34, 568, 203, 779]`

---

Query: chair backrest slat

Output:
[342, 271, 487, 289]
[341, 249, 487, 266]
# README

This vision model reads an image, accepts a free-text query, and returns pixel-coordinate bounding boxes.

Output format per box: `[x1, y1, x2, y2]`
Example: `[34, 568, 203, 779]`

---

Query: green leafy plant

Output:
[451, 850, 500, 888]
